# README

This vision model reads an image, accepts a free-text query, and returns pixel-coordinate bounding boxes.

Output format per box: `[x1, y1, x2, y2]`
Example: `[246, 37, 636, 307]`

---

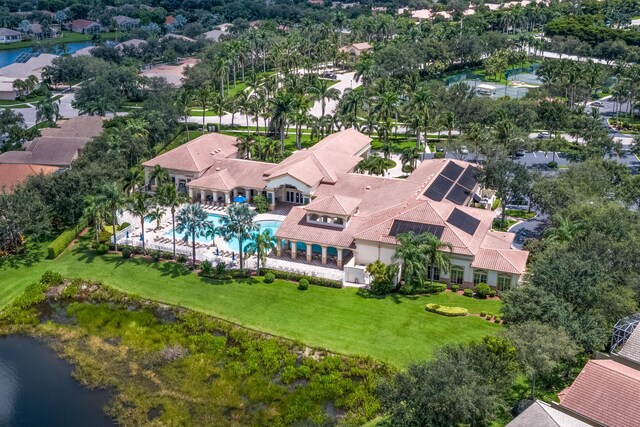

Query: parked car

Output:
[321, 72, 337, 79]
[515, 148, 526, 157]
[435, 146, 445, 152]
[537, 131, 551, 139]
[591, 101, 605, 108]
[458, 145, 469, 155]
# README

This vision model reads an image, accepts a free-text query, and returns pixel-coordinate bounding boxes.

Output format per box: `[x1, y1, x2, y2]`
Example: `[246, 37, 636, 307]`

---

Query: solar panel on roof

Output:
[389, 220, 444, 238]
[441, 162, 464, 181]
[446, 184, 471, 205]
[423, 175, 454, 201]
[447, 208, 480, 235]
[458, 166, 479, 190]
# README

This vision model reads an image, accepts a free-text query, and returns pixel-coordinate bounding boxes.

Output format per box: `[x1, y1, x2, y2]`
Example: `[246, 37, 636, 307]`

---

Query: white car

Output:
[458, 145, 469, 155]
[591, 101, 605, 108]
[537, 131, 551, 139]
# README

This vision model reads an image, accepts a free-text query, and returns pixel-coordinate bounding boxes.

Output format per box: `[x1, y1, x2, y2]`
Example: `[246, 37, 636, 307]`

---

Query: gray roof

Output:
[113, 15, 140, 25]
[0, 28, 22, 36]
[203, 29, 227, 42]
[619, 324, 640, 364]
[507, 400, 592, 427]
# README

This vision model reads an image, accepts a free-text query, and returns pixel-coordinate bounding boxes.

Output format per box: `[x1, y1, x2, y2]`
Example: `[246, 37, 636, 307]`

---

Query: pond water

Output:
[0, 41, 93, 68]
[0, 335, 114, 426]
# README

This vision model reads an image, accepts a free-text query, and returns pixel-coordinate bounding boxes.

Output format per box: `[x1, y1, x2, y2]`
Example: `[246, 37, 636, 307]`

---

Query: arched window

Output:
[309, 214, 319, 221]
[450, 266, 464, 285]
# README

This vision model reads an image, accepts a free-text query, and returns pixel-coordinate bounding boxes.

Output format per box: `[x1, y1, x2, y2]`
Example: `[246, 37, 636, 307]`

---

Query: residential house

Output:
[142, 128, 530, 286]
[140, 57, 198, 87]
[113, 15, 140, 30]
[0, 164, 60, 194]
[163, 33, 195, 43]
[26, 23, 61, 39]
[0, 53, 56, 100]
[0, 117, 104, 168]
[506, 400, 593, 427]
[0, 28, 23, 43]
[338, 42, 373, 62]
[69, 19, 102, 34]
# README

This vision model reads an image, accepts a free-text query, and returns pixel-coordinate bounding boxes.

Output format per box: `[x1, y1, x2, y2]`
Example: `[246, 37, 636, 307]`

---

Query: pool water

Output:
[165, 214, 282, 253]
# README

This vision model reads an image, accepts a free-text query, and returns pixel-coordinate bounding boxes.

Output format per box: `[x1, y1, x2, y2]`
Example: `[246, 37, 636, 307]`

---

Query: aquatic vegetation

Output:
[0, 273, 390, 426]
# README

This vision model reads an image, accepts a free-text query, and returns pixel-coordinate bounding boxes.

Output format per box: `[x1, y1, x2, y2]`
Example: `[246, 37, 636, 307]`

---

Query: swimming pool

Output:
[164, 214, 282, 253]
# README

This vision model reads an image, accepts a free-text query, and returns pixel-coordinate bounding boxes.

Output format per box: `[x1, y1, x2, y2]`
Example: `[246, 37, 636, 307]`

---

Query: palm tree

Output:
[127, 191, 152, 252]
[218, 203, 259, 270]
[421, 233, 452, 283]
[83, 195, 107, 245]
[123, 166, 145, 195]
[307, 78, 340, 118]
[157, 184, 186, 258]
[176, 203, 211, 266]
[195, 86, 214, 131]
[147, 204, 165, 230]
[269, 91, 296, 153]
[544, 216, 581, 243]
[400, 147, 421, 173]
[236, 134, 255, 159]
[176, 90, 194, 140]
[102, 183, 125, 251]
[393, 232, 428, 287]
[149, 165, 170, 189]
[35, 90, 60, 124]
[244, 228, 277, 270]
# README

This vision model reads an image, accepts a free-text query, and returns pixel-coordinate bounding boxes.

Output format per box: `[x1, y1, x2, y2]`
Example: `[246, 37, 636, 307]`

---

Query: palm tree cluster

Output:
[393, 232, 452, 290]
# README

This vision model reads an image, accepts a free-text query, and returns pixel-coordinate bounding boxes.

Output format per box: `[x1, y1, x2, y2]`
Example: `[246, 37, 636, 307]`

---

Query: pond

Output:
[0, 335, 114, 426]
[0, 41, 93, 68]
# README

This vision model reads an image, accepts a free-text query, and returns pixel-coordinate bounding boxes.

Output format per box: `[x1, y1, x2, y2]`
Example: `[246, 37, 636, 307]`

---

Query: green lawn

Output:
[0, 238, 502, 367]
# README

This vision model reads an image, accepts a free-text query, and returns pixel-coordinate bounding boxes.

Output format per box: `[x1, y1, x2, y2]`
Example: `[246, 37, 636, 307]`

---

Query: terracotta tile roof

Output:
[142, 133, 238, 173]
[304, 195, 362, 216]
[71, 19, 99, 29]
[619, 326, 640, 364]
[472, 248, 529, 274]
[0, 164, 59, 193]
[264, 129, 370, 186]
[506, 400, 591, 427]
[188, 158, 273, 191]
[275, 206, 362, 248]
[339, 42, 373, 52]
[559, 359, 640, 427]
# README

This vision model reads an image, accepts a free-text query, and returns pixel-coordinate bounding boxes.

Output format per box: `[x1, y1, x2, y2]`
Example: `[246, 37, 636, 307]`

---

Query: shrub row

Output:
[425, 303, 469, 317]
[399, 282, 447, 295]
[46, 217, 88, 259]
[258, 268, 342, 289]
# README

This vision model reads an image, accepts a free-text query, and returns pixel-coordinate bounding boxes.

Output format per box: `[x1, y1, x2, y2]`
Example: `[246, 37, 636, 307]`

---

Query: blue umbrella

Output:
[232, 252, 235, 261]
[233, 195, 247, 203]
[140, 234, 144, 241]
[216, 247, 219, 256]
[126, 231, 129, 239]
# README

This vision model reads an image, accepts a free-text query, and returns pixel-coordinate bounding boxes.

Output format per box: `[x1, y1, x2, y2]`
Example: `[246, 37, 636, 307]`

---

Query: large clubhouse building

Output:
[143, 129, 529, 289]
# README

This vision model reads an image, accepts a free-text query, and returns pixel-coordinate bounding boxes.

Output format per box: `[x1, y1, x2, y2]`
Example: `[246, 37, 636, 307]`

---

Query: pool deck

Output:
[115, 206, 345, 281]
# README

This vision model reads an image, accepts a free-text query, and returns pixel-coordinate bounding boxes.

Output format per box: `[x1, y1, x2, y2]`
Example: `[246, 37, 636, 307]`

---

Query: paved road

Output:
[509, 213, 549, 249]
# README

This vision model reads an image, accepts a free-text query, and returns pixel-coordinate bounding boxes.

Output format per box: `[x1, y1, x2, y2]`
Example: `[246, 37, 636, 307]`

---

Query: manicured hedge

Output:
[46, 218, 88, 259]
[258, 268, 342, 289]
[425, 303, 468, 317]
[399, 282, 447, 295]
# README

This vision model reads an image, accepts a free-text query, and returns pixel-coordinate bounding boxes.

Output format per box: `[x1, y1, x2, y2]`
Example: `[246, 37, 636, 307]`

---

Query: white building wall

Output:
[354, 241, 396, 265]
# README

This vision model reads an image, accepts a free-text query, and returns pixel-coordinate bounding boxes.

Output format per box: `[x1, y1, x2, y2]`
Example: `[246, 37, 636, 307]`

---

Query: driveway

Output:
[509, 213, 549, 249]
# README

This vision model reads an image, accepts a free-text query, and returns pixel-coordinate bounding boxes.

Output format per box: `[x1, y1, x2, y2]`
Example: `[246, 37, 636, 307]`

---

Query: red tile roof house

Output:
[142, 128, 529, 287]
[0, 164, 60, 194]
[69, 19, 102, 34]
[558, 359, 640, 427]
[339, 42, 373, 62]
